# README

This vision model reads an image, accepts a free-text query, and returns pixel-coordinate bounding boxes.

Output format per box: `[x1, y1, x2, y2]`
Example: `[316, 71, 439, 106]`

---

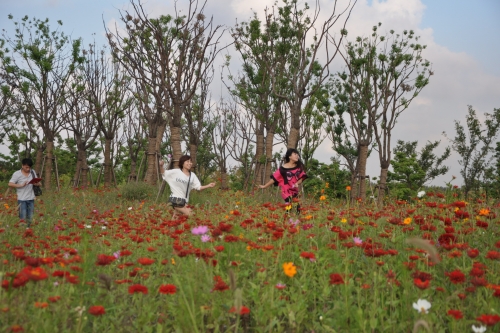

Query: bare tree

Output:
[83, 45, 130, 187]
[107, 0, 225, 175]
[263, 0, 355, 149]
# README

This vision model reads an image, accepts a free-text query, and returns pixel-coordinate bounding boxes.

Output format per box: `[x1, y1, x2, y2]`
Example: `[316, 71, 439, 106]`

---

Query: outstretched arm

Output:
[258, 179, 274, 189]
[199, 182, 216, 190]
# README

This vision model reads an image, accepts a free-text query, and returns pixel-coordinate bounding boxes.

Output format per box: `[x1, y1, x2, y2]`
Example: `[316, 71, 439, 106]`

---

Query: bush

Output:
[120, 182, 156, 201]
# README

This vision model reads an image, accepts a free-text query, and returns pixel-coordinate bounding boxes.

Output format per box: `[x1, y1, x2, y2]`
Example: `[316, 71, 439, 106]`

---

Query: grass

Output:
[0, 185, 499, 332]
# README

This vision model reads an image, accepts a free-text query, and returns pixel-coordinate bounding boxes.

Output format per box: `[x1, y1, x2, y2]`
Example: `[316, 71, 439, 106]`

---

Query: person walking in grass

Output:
[159, 155, 215, 217]
[258, 148, 308, 214]
[8, 158, 41, 228]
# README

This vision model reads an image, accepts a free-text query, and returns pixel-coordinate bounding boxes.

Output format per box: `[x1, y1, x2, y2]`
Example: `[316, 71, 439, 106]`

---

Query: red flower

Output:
[486, 251, 500, 260]
[470, 277, 488, 287]
[128, 284, 148, 294]
[159, 284, 176, 295]
[137, 258, 155, 265]
[300, 252, 316, 261]
[19, 266, 49, 282]
[447, 309, 463, 320]
[229, 306, 250, 315]
[329, 273, 344, 285]
[10, 325, 24, 332]
[96, 254, 116, 266]
[467, 248, 479, 258]
[438, 233, 456, 246]
[88, 305, 106, 316]
[476, 314, 500, 326]
[48, 296, 61, 303]
[212, 276, 229, 292]
[214, 246, 224, 252]
[445, 270, 466, 284]
[413, 278, 430, 290]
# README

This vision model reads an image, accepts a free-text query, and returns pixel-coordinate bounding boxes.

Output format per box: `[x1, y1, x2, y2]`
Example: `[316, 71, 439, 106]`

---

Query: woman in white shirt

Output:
[159, 155, 215, 216]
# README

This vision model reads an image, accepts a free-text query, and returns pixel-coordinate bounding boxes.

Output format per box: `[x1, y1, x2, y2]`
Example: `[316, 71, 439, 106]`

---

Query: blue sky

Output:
[1, 0, 500, 186]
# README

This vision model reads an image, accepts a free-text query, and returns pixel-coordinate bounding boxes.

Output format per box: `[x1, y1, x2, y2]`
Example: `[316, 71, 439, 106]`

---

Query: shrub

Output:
[120, 182, 156, 201]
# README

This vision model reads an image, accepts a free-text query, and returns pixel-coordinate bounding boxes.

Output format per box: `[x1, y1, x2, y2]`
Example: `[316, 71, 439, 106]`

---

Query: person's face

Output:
[22, 164, 31, 173]
[182, 159, 193, 170]
[289, 152, 300, 162]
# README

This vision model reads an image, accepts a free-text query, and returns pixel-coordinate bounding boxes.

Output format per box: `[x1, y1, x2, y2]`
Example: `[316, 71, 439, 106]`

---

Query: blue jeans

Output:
[18, 200, 34, 226]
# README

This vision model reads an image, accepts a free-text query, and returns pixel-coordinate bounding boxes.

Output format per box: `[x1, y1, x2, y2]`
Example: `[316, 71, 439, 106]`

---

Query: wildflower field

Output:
[1, 187, 499, 333]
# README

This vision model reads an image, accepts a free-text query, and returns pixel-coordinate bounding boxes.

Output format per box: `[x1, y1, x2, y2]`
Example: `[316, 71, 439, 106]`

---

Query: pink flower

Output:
[353, 237, 363, 245]
[192, 226, 209, 235]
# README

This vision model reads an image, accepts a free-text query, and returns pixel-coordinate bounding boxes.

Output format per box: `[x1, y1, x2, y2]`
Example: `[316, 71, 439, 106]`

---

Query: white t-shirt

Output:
[162, 169, 201, 202]
[9, 169, 36, 201]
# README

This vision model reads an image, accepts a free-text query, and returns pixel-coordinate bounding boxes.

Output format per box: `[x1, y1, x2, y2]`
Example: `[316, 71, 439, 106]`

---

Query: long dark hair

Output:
[284, 148, 304, 170]
[279, 148, 304, 184]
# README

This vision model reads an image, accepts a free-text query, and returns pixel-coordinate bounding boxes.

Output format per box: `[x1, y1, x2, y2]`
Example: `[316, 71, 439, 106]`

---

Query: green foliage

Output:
[303, 158, 351, 199]
[445, 106, 500, 198]
[120, 181, 156, 201]
[388, 140, 450, 200]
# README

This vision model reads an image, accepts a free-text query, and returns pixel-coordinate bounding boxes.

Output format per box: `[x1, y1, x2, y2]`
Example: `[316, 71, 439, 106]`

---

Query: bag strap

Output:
[30, 169, 37, 179]
[185, 172, 191, 199]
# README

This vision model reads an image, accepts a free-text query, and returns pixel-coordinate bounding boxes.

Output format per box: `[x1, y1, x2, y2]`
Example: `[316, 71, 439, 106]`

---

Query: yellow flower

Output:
[3, 204, 9, 209]
[246, 246, 252, 251]
[325, 182, 329, 188]
[403, 217, 412, 225]
[171, 258, 176, 265]
[340, 218, 347, 223]
[454, 207, 459, 212]
[239, 233, 244, 239]
[319, 195, 326, 201]
[283, 262, 297, 278]
[285, 205, 292, 211]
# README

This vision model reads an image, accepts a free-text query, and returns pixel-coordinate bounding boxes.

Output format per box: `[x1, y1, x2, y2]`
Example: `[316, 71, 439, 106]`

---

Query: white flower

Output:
[472, 325, 487, 333]
[85, 225, 92, 229]
[417, 191, 426, 198]
[101, 226, 107, 230]
[128, 207, 133, 210]
[412, 299, 431, 314]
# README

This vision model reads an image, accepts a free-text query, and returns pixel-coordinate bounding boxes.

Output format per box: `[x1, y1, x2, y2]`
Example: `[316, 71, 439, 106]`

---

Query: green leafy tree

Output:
[388, 140, 450, 200]
[303, 158, 351, 200]
[333, 23, 432, 205]
[444, 106, 500, 198]
[0, 15, 85, 189]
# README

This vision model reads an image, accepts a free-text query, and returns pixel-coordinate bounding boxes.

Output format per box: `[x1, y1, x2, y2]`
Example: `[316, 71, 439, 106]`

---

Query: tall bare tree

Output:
[263, 0, 355, 149]
[107, 0, 224, 174]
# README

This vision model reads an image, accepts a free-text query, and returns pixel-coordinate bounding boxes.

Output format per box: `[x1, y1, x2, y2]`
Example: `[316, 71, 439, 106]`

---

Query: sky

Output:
[1, 0, 499, 187]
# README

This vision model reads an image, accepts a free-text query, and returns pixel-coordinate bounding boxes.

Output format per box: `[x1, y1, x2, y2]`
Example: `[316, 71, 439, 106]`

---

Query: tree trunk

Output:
[264, 130, 275, 182]
[155, 120, 167, 153]
[377, 162, 390, 207]
[144, 137, 157, 185]
[128, 156, 137, 183]
[103, 138, 112, 187]
[73, 149, 83, 187]
[44, 141, 54, 190]
[220, 167, 228, 190]
[189, 143, 197, 171]
[357, 143, 369, 202]
[254, 127, 265, 185]
[170, 125, 183, 169]
[80, 149, 88, 188]
[288, 127, 300, 149]
[34, 144, 45, 178]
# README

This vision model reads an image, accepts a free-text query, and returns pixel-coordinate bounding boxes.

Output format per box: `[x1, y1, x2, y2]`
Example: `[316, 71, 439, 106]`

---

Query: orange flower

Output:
[34, 302, 48, 308]
[346, 186, 351, 191]
[283, 262, 297, 278]
[478, 208, 490, 216]
[319, 195, 326, 201]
